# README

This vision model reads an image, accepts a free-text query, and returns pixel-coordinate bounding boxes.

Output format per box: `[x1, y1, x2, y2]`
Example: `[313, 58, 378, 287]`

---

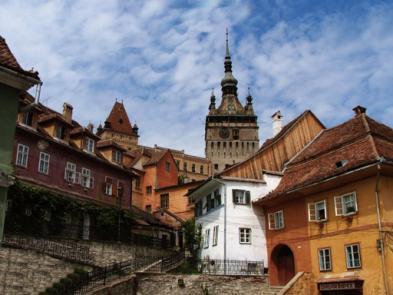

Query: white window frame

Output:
[268, 210, 284, 230]
[105, 177, 113, 196]
[318, 248, 332, 271]
[81, 168, 94, 189]
[38, 152, 50, 175]
[233, 189, 251, 205]
[204, 229, 210, 248]
[212, 225, 219, 246]
[64, 162, 77, 183]
[239, 227, 251, 244]
[345, 243, 361, 269]
[308, 200, 327, 222]
[335, 192, 358, 216]
[16, 144, 29, 168]
[85, 138, 95, 153]
[113, 150, 122, 164]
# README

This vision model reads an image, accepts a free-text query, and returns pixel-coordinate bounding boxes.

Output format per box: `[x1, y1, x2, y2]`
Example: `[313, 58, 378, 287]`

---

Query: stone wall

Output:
[76, 240, 175, 267]
[90, 275, 136, 295]
[135, 274, 274, 295]
[0, 247, 75, 295]
[279, 272, 314, 295]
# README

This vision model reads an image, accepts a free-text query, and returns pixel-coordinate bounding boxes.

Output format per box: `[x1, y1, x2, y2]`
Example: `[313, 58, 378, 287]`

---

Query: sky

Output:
[1, 0, 393, 156]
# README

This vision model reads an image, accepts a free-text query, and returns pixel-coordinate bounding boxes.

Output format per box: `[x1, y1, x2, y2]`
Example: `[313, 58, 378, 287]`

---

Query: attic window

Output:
[119, 118, 123, 124]
[335, 160, 348, 169]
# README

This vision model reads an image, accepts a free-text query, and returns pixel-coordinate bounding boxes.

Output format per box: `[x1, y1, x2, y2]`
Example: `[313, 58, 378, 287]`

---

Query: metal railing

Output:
[142, 251, 185, 273]
[2, 234, 93, 264]
[198, 259, 265, 276]
[72, 252, 184, 294]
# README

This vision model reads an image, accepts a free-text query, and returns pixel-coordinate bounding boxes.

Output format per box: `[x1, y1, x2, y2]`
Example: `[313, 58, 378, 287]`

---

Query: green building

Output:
[0, 36, 41, 242]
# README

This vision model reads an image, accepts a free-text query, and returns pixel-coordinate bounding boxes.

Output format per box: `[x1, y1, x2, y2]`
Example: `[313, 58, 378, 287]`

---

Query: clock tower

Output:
[205, 31, 259, 173]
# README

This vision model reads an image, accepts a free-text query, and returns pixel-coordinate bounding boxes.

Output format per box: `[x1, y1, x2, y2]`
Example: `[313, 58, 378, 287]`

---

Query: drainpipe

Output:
[375, 162, 390, 295]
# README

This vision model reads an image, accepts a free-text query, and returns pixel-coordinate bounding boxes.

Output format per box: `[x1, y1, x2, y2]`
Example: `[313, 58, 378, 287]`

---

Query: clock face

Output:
[219, 127, 230, 139]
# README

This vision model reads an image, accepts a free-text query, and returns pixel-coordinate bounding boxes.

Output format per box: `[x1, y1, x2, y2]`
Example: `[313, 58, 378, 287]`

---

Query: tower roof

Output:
[103, 101, 135, 136]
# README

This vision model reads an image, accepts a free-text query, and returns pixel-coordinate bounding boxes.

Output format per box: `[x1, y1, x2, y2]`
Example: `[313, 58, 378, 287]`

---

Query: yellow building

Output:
[258, 106, 393, 294]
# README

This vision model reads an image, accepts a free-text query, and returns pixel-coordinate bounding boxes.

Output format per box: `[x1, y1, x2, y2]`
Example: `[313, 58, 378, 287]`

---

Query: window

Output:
[308, 200, 327, 222]
[55, 125, 66, 140]
[212, 225, 219, 246]
[319, 248, 332, 271]
[200, 165, 204, 174]
[23, 112, 34, 126]
[335, 192, 358, 216]
[345, 244, 361, 269]
[214, 189, 222, 207]
[192, 164, 195, 173]
[135, 177, 141, 189]
[204, 229, 210, 248]
[233, 129, 239, 140]
[38, 152, 50, 175]
[16, 144, 29, 167]
[268, 210, 284, 230]
[85, 138, 95, 153]
[160, 193, 169, 209]
[104, 177, 113, 196]
[195, 200, 203, 217]
[239, 228, 251, 244]
[165, 161, 170, 172]
[175, 160, 180, 168]
[183, 162, 187, 172]
[64, 162, 77, 183]
[146, 205, 152, 213]
[232, 190, 251, 205]
[214, 164, 219, 170]
[146, 186, 152, 195]
[82, 168, 93, 189]
[113, 150, 122, 164]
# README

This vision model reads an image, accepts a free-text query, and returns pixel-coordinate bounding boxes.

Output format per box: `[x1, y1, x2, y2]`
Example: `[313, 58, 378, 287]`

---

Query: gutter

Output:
[0, 65, 41, 89]
[375, 160, 390, 295]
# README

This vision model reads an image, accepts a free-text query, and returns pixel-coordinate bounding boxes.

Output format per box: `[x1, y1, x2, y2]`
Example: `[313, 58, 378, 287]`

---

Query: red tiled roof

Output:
[257, 112, 393, 205]
[103, 101, 135, 136]
[0, 36, 40, 80]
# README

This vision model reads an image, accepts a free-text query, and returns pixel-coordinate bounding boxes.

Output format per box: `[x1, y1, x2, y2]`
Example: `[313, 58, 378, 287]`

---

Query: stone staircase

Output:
[0, 247, 76, 295]
[261, 285, 283, 295]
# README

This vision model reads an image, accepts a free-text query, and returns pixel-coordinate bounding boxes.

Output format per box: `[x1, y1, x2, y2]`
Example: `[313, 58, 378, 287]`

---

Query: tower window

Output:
[233, 129, 239, 140]
[214, 164, 219, 170]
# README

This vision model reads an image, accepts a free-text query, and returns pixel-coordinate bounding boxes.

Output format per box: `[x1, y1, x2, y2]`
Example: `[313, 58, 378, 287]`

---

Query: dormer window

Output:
[335, 160, 348, 168]
[113, 149, 122, 164]
[23, 111, 34, 126]
[55, 125, 66, 140]
[85, 137, 95, 153]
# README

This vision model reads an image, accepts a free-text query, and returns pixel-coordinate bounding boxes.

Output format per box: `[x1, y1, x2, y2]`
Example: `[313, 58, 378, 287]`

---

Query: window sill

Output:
[319, 269, 332, 273]
[239, 242, 252, 245]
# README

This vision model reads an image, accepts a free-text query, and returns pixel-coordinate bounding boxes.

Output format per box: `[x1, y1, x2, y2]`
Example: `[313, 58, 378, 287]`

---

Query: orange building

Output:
[256, 106, 393, 294]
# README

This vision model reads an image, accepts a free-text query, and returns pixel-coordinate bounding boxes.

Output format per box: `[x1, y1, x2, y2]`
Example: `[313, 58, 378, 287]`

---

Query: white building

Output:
[188, 172, 281, 272]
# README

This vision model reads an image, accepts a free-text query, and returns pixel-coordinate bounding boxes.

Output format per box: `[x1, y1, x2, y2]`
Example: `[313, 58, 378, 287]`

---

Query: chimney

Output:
[271, 111, 283, 137]
[63, 103, 73, 123]
[353, 105, 366, 116]
[87, 123, 94, 132]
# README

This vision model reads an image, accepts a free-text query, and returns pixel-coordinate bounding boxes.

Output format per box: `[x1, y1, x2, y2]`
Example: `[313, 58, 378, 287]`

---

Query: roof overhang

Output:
[0, 65, 41, 90]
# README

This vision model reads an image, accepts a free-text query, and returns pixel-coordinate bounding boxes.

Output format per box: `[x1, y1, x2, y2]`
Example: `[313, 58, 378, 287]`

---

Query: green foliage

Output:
[182, 218, 202, 263]
[171, 258, 199, 274]
[5, 181, 134, 237]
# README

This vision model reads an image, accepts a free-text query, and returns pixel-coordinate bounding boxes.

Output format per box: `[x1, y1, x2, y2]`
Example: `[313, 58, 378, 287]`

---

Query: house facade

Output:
[256, 106, 393, 294]
[189, 172, 281, 270]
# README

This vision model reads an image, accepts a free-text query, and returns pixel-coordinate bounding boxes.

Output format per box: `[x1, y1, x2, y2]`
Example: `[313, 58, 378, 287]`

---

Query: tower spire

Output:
[221, 28, 238, 95]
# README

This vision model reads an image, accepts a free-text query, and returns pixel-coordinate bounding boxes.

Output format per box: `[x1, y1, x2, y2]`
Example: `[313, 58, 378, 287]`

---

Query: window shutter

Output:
[90, 177, 94, 189]
[322, 200, 327, 220]
[245, 191, 251, 205]
[308, 203, 316, 222]
[352, 193, 358, 212]
[334, 196, 343, 216]
[232, 190, 236, 204]
[268, 213, 275, 230]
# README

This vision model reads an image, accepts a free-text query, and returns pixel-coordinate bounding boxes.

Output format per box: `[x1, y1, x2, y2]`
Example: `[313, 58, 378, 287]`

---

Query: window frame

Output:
[104, 176, 113, 196]
[345, 243, 362, 269]
[85, 137, 95, 153]
[308, 200, 328, 222]
[64, 161, 77, 183]
[232, 189, 251, 205]
[160, 193, 169, 209]
[165, 161, 170, 172]
[146, 186, 152, 195]
[204, 228, 210, 249]
[16, 144, 29, 168]
[268, 210, 284, 230]
[318, 247, 332, 272]
[212, 225, 219, 246]
[113, 149, 122, 164]
[239, 227, 251, 244]
[335, 192, 358, 216]
[38, 152, 50, 175]
[81, 167, 94, 189]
